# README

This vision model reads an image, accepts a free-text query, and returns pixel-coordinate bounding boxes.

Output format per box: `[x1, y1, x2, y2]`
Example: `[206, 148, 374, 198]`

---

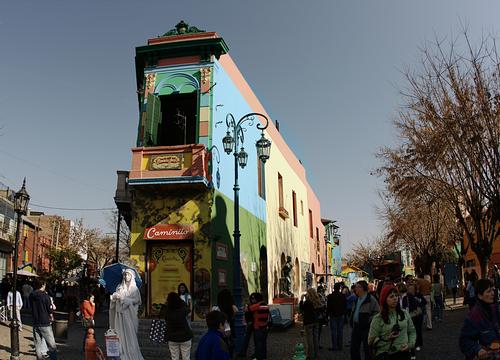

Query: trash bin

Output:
[53, 319, 68, 340]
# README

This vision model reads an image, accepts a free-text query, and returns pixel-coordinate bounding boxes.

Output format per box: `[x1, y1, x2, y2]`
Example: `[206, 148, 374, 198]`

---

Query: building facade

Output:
[121, 22, 326, 318]
[0, 185, 15, 279]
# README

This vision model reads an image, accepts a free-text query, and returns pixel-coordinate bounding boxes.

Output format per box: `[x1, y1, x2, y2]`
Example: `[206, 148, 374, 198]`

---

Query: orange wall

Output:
[463, 222, 500, 275]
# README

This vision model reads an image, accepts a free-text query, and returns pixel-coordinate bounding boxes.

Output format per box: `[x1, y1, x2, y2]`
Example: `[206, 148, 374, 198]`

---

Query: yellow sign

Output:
[149, 243, 192, 315]
[150, 154, 183, 170]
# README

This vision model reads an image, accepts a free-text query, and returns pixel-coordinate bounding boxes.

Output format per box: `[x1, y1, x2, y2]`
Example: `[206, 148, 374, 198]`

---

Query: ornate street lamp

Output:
[11, 178, 29, 360]
[222, 112, 271, 352]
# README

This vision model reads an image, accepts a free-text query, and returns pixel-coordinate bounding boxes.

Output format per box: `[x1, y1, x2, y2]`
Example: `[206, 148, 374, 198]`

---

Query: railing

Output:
[129, 144, 210, 184]
[0, 305, 7, 323]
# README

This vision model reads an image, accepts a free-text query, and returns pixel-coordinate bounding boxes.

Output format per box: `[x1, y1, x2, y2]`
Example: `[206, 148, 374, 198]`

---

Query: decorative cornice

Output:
[162, 20, 205, 37]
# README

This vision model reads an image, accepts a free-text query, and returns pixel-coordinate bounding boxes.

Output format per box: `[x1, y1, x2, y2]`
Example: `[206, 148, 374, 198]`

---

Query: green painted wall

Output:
[211, 190, 267, 302]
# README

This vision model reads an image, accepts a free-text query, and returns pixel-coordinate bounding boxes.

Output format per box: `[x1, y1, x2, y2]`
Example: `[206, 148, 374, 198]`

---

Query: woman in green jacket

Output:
[368, 285, 416, 360]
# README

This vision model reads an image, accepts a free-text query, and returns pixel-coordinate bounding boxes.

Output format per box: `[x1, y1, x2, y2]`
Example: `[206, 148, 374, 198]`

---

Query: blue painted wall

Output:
[210, 60, 267, 222]
[332, 244, 342, 275]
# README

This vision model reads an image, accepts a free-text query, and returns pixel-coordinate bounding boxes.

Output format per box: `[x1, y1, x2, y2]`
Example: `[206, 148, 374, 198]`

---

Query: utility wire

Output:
[0, 148, 110, 193]
[30, 202, 115, 211]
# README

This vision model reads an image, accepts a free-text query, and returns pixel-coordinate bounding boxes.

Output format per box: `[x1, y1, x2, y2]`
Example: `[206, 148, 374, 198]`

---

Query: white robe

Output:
[109, 273, 144, 360]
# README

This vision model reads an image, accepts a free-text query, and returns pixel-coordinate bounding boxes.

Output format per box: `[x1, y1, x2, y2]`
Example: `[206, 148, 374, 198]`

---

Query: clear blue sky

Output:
[0, 1, 498, 250]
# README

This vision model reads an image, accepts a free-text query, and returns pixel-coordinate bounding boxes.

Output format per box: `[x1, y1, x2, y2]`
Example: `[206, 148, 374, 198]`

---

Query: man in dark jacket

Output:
[196, 310, 230, 360]
[30, 278, 57, 359]
[327, 282, 347, 351]
[350, 280, 379, 360]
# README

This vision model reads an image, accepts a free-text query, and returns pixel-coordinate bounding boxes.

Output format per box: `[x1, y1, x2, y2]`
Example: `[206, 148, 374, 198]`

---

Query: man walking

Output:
[327, 282, 347, 351]
[417, 275, 432, 330]
[22, 282, 33, 310]
[350, 280, 379, 360]
[7, 288, 23, 330]
[30, 279, 57, 359]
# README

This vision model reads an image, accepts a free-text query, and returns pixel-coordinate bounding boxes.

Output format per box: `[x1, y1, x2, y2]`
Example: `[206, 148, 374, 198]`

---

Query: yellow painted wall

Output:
[130, 188, 213, 319]
[263, 130, 311, 299]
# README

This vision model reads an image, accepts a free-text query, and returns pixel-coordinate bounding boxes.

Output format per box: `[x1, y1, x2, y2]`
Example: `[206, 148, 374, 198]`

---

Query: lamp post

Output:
[10, 178, 30, 360]
[115, 210, 122, 263]
[222, 112, 271, 352]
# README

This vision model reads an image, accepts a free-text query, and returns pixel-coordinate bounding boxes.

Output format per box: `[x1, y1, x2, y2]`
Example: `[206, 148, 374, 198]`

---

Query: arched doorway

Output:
[259, 246, 268, 302]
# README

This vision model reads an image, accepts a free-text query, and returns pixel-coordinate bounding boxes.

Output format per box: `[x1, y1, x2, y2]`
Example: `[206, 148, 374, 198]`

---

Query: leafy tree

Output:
[46, 246, 82, 282]
[378, 32, 500, 278]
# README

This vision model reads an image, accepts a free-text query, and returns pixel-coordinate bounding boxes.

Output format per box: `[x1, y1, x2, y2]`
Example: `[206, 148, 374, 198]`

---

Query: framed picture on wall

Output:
[215, 242, 228, 260]
[217, 269, 227, 286]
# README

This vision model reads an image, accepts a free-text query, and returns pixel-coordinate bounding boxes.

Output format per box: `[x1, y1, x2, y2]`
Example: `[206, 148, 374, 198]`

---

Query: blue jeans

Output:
[350, 323, 370, 360]
[253, 328, 268, 360]
[329, 315, 344, 350]
[304, 323, 319, 359]
[433, 295, 444, 320]
[33, 325, 57, 359]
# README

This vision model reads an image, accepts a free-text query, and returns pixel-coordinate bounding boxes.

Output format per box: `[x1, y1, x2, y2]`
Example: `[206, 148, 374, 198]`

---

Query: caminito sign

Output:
[144, 224, 194, 240]
[150, 154, 183, 170]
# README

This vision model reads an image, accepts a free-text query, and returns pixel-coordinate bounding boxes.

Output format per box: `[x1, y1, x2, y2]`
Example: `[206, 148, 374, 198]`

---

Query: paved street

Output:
[0, 303, 466, 359]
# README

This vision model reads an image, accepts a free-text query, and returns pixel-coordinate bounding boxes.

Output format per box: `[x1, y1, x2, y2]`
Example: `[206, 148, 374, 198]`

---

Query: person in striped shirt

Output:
[248, 292, 270, 360]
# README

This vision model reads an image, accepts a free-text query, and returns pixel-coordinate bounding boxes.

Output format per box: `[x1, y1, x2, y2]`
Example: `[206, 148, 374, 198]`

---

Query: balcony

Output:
[128, 144, 211, 187]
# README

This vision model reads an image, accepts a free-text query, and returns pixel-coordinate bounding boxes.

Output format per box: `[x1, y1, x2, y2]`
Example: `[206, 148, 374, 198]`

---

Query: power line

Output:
[30, 202, 115, 211]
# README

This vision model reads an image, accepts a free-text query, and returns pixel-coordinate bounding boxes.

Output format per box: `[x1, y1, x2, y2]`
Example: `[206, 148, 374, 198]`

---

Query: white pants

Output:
[424, 295, 432, 329]
[168, 340, 191, 360]
[8, 306, 22, 329]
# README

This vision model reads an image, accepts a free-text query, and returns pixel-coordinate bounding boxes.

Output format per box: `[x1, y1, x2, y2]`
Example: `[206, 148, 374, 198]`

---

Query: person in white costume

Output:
[7, 289, 23, 330]
[109, 269, 144, 360]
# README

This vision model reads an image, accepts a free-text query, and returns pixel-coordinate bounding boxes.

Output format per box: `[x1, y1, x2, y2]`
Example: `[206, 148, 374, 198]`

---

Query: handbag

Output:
[149, 319, 167, 344]
[82, 318, 94, 329]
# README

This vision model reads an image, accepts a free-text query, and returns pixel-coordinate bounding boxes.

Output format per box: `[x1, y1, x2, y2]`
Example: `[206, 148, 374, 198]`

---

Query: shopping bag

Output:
[149, 319, 167, 344]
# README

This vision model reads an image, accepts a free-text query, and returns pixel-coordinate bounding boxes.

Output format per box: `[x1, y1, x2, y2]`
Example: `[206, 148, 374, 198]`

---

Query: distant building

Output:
[0, 184, 16, 279]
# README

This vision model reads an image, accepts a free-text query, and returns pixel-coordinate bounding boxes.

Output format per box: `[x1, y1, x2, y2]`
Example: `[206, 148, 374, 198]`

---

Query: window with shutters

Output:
[292, 191, 297, 227]
[142, 92, 198, 147]
[278, 173, 288, 219]
[309, 209, 313, 238]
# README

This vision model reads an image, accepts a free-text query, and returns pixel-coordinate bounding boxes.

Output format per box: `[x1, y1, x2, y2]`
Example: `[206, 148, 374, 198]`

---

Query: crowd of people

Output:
[5, 266, 500, 360]
[295, 274, 449, 360]
[154, 283, 270, 360]
[0, 274, 105, 360]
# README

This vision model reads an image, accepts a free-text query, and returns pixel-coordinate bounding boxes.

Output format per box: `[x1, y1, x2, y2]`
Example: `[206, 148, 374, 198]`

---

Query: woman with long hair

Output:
[402, 283, 426, 357]
[165, 292, 193, 360]
[368, 285, 416, 360]
[299, 287, 324, 359]
[80, 293, 95, 350]
[178, 283, 192, 318]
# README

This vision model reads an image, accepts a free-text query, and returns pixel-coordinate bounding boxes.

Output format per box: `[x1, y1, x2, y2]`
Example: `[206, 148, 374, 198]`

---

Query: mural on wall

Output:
[149, 243, 192, 315]
[193, 268, 211, 319]
[130, 187, 213, 319]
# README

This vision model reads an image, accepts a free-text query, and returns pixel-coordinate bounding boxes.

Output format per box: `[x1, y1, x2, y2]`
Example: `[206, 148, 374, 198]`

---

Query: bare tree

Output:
[346, 236, 394, 270]
[380, 191, 457, 276]
[378, 32, 500, 278]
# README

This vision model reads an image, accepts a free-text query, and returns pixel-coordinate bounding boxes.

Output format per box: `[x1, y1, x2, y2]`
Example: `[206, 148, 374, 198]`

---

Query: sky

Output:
[0, 1, 498, 251]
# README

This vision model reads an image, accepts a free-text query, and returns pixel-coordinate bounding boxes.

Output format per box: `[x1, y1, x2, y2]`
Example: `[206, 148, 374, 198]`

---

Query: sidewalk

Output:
[0, 309, 109, 359]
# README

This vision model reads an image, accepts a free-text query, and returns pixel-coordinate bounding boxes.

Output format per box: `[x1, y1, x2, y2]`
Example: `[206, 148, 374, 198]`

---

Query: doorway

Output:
[147, 242, 193, 316]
